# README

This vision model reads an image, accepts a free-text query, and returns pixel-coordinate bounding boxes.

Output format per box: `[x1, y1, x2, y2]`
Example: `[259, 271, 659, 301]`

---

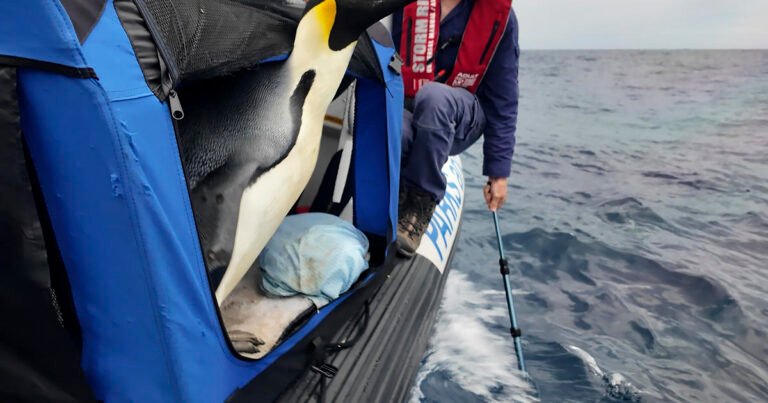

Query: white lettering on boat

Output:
[416, 156, 464, 273]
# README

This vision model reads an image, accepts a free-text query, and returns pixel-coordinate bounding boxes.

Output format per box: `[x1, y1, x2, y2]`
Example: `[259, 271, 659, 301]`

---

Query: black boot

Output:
[396, 188, 437, 257]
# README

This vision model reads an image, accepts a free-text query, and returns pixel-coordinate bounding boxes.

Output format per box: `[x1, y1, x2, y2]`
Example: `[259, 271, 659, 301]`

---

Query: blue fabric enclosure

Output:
[0, 1, 403, 401]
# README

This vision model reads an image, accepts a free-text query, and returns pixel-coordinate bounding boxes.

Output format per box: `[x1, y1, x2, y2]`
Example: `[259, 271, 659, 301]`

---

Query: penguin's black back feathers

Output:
[177, 66, 315, 274]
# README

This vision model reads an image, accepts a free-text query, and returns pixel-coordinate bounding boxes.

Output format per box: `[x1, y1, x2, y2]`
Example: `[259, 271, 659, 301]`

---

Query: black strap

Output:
[0, 56, 97, 79]
[326, 301, 370, 353]
[309, 302, 371, 402]
[227, 248, 398, 402]
[309, 150, 355, 216]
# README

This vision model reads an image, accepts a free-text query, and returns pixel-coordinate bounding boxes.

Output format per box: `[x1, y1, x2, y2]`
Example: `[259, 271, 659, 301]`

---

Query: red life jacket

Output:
[399, 0, 513, 97]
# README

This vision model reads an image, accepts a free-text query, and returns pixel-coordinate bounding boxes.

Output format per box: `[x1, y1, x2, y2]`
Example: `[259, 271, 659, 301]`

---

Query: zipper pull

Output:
[168, 90, 184, 120]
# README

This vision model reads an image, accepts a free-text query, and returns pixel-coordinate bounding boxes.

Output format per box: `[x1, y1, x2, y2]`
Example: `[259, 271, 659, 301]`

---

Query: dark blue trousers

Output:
[401, 82, 486, 201]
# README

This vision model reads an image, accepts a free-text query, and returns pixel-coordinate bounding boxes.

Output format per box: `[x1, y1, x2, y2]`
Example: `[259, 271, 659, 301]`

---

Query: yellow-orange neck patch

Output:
[312, 0, 337, 41]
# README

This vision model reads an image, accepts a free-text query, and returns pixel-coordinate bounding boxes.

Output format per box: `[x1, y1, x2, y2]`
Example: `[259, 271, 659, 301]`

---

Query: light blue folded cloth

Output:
[259, 213, 369, 307]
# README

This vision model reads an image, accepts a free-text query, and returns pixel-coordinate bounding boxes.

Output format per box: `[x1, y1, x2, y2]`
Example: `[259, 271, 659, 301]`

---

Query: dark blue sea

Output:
[411, 50, 768, 402]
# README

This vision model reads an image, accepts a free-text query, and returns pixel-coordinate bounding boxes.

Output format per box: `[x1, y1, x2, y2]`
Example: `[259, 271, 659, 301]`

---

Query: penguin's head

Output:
[288, 0, 413, 111]
[300, 0, 414, 51]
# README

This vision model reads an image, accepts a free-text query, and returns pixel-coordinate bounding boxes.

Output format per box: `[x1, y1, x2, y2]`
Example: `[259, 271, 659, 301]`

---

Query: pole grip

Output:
[499, 258, 510, 275]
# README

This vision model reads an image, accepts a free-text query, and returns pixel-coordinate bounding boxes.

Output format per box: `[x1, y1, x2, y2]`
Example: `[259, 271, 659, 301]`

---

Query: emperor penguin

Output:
[179, 0, 411, 303]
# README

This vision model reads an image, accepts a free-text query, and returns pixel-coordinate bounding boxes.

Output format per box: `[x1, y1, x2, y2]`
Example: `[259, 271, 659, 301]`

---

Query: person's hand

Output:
[483, 177, 508, 212]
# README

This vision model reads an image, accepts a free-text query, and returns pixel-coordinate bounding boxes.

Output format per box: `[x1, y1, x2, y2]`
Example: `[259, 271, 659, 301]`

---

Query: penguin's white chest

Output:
[215, 45, 356, 302]
[214, 107, 323, 302]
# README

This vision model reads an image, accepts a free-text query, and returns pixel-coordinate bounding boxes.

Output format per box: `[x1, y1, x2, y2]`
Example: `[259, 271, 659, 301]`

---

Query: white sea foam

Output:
[565, 345, 604, 377]
[566, 345, 642, 402]
[410, 272, 538, 403]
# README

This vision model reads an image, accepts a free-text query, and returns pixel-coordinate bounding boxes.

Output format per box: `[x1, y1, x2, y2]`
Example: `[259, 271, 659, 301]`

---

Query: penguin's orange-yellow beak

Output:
[311, 0, 337, 42]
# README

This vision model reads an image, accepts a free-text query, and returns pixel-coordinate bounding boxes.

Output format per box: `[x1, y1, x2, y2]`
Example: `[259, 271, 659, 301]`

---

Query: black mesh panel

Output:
[131, 0, 384, 85]
[138, 0, 299, 82]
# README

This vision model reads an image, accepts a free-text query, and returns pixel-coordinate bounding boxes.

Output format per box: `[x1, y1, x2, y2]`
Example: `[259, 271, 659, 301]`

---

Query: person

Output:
[393, 0, 520, 256]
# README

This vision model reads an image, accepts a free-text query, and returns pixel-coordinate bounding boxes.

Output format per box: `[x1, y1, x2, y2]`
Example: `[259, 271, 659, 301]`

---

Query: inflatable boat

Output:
[0, 1, 463, 402]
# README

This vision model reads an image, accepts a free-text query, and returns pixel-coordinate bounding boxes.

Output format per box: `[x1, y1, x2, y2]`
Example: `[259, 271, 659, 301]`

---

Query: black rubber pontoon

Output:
[279, 252, 457, 403]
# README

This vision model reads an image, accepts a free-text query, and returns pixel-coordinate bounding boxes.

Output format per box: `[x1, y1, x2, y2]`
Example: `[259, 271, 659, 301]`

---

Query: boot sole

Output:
[396, 247, 416, 259]
[395, 237, 417, 258]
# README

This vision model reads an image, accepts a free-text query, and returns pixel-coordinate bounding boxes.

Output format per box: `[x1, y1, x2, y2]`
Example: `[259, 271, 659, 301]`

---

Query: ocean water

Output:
[411, 50, 768, 402]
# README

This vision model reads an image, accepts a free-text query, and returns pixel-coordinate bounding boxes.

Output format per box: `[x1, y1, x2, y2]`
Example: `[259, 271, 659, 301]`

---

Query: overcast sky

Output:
[514, 0, 768, 49]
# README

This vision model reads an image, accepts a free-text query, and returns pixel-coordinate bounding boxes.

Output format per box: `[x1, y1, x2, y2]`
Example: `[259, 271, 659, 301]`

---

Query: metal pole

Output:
[492, 211, 526, 373]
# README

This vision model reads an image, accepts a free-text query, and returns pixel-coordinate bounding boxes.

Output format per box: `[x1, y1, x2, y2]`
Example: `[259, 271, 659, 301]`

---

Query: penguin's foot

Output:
[228, 329, 265, 354]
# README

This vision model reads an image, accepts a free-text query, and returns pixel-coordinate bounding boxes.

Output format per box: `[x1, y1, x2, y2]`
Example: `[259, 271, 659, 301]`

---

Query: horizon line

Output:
[522, 48, 768, 51]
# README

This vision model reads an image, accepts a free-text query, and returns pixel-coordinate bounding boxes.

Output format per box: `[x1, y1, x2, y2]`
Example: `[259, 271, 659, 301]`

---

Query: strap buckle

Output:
[389, 53, 403, 75]
[311, 363, 339, 379]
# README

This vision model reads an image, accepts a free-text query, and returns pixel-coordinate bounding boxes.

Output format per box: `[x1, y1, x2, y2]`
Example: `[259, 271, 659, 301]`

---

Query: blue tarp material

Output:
[0, 1, 91, 68]
[260, 213, 370, 307]
[354, 38, 403, 239]
[1, 1, 403, 401]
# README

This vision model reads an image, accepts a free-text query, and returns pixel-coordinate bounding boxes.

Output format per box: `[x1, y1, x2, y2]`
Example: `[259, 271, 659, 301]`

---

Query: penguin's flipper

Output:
[182, 69, 316, 296]
[189, 161, 257, 278]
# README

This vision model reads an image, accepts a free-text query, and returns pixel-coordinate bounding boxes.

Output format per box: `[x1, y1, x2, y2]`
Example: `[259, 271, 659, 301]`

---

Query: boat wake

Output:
[410, 272, 538, 402]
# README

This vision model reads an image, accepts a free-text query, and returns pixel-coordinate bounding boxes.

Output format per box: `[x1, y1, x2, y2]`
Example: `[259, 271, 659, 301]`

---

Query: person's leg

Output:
[401, 82, 485, 201]
[401, 109, 414, 161]
[399, 110, 414, 211]
[397, 82, 485, 256]
[448, 101, 486, 156]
